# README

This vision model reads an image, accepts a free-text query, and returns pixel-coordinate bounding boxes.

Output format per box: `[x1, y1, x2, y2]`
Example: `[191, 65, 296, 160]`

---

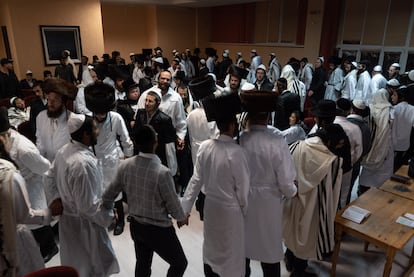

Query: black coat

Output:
[134, 109, 176, 166]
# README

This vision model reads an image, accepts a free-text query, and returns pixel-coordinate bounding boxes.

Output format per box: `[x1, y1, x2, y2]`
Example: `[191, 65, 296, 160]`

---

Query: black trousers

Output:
[130, 218, 187, 277]
[31, 225, 57, 258]
[204, 263, 220, 277]
[245, 258, 280, 277]
[285, 249, 308, 277]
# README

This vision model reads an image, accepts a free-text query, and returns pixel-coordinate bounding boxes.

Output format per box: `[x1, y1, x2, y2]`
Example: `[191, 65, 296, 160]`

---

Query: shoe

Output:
[284, 255, 293, 272]
[43, 245, 59, 263]
[113, 224, 124, 236]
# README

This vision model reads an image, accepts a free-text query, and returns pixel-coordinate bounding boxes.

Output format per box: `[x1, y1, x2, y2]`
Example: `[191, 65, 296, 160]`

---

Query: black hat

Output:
[0, 107, 10, 133]
[202, 92, 241, 122]
[240, 90, 279, 112]
[122, 78, 139, 92]
[329, 56, 341, 66]
[311, 99, 336, 118]
[0, 58, 13, 66]
[43, 78, 78, 100]
[228, 65, 248, 80]
[189, 75, 217, 101]
[336, 98, 352, 115]
[174, 71, 185, 81]
[101, 53, 110, 59]
[108, 65, 130, 81]
[85, 83, 116, 114]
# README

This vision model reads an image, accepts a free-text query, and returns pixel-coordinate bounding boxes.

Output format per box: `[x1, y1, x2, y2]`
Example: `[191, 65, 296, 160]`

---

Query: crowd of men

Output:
[1, 46, 414, 277]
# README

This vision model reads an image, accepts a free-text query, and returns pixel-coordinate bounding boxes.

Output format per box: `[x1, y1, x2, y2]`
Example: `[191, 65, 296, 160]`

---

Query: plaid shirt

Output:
[102, 153, 185, 227]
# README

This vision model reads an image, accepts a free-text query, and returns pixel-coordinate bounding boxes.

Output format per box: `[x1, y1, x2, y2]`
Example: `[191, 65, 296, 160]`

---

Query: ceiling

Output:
[100, 0, 264, 8]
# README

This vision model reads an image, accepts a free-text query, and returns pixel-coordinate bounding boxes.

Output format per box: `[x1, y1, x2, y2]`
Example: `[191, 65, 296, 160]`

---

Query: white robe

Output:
[324, 67, 344, 101]
[181, 135, 250, 277]
[369, 73, 387, 96]
[186, 107, 219, 164]
[281, 124, 306, 145]
[341, 69, 357, 100]
[240, 125, 297, 263]
[354, 70, 371, 103]
[9, 129, 50, 228]
[45, 141, 119, 277]
[391, 101, 414, 151]
[95, 111, 134, 189]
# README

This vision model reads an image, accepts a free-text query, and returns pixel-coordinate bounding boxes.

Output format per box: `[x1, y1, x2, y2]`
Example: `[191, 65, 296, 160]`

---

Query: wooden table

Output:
[331, 188, 414, 277]
[380, 165, 414, 201]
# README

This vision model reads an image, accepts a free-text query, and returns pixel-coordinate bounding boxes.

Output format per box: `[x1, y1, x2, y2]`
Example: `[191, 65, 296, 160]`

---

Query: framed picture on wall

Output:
[40, 25, 82, 65]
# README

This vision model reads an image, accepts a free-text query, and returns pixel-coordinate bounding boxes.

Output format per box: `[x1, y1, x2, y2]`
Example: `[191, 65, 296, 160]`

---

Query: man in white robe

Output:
[182, 93, 250, 277]
[44, 113, 119, 277]
[369, 65, 387, 95]
[354, 61, 372, 103]
[239, 90, 297, 277]
[324, 57, 343, 101]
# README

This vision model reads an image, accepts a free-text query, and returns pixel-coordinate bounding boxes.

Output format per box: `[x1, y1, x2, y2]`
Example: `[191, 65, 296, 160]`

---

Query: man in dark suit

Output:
[29, 81, 47, 132]
[134, 91, 176, 166]
[254, 64, 274, 91]
[275, 77, 300, 130]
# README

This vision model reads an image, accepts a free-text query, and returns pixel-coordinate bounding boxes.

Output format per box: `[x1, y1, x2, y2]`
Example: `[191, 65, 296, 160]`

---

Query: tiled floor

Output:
[48, 204, 414, 277]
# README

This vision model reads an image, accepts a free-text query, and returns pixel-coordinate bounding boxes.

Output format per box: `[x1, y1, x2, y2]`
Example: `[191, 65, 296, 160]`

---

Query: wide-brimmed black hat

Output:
[311, 99, 336, 118]
[240, 90, 279, 112]
[108, 64, 130, 81]
[85, 83, 115, 114]
[122, 78, 139, 92]
[174, 71, 185, 81]
[189, 75, 217, 101]
[202, 92, 241, 122]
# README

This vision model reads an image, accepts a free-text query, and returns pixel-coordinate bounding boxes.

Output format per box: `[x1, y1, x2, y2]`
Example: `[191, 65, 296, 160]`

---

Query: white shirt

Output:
[36, 109, 71, 162]
[369, 73, 387, 95]
[354, 70, 371, 103]
[341, 69, 357, 100]
[74, 87, 93, 116]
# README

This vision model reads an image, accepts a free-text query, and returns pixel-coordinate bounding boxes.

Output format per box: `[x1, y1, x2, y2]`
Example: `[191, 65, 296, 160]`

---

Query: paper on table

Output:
[342, 205, 371, 224]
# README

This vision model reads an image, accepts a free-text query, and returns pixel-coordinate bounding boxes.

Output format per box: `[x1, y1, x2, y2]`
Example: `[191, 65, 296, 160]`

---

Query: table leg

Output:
[330, 224, 343, 277]
[404, 244, 414, 277]
[383, 247, 396, 277]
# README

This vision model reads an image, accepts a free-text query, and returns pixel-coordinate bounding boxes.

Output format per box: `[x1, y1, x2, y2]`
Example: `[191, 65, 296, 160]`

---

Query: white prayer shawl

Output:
[341, 69, 357, 100]
[268, 57, 281, 83]
[369, 73, 387, 96]
[281, 65, 306, 111]
[283, 137, 342, 260]
[181, 135, 250, 277]
[391, 101, 414, 151]
[299, 63, 313, 91]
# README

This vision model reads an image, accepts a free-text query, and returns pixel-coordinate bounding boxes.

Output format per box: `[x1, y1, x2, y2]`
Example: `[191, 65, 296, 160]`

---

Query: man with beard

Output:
[35, 78, 77, 162]
[44, 113, 119, 277]
[355, 60, 372, 104]
[137, 70, 187, 177]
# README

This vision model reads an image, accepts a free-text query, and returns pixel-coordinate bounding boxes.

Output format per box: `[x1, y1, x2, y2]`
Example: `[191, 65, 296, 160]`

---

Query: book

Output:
[342, 205, 371, 224]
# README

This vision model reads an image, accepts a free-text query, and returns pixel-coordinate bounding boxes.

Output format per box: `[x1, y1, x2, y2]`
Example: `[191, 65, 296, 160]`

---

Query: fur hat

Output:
[189, 75, 216, 101]
[85, 83, 115, 114]
[43, 78, 77, 100]
[240, 90, 279, 112]
[202, 92, 241, 122]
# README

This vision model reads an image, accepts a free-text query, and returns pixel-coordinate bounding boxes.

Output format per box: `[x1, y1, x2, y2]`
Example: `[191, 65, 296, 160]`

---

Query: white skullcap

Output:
[257, 64, 266, 71]
[241, 82, 255, 91]
[68, 113, 86, 134]
[9, 97, 17, 105]
[373, 65, 382, 72]
[237, 52, 242, 56]
[391, 63, 400, 68]
[185, 48, 190, 52]
[409, 70, 414, 82]
[172, 49, 177, 53]
[87, 65, 94, 70]
[270, 53, 275, 56]
[251, 49, 257, 53]
[351, 61, 358, 68]
[352, 99, 366, 110]
[223, 52, 229, 58]
[318, 56, 324, 63]
[154, 57, 163, 64]
[26, 70, 32, 74]
[387, 78, 400, 87]
[200, 59, 206, 65]
[129, 52, 135, 57]
[224, 49, 230, 54]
